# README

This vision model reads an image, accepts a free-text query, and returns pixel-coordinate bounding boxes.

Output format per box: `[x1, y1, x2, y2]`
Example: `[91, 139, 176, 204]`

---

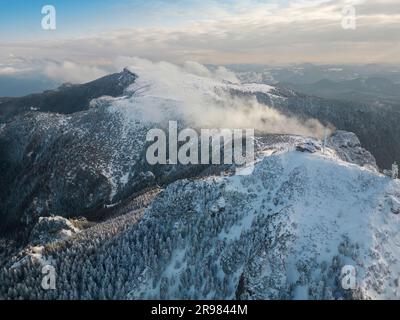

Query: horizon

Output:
[1, 60, 400, 97]
[0, 0, 399, 86]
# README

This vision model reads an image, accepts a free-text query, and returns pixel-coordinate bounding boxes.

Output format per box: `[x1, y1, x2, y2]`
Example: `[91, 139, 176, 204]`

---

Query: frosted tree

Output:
[392, 162, 399, 179]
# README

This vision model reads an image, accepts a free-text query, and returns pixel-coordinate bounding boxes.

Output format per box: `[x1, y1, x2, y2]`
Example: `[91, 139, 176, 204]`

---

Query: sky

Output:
[0, 0, 399, 84]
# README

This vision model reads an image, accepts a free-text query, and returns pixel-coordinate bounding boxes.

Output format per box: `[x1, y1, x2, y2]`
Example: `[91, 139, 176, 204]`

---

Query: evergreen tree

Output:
[392, 162, 399, 179]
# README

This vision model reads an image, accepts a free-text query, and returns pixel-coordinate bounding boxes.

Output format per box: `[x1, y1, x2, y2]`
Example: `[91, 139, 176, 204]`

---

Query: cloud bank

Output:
[109, 57, 327, 138]
[1, 0, 399, 68]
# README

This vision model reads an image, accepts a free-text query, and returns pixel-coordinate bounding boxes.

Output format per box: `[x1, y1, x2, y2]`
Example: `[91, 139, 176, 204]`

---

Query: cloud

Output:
[0, 55, 109, 84]
[42, 61, 108, 84]
[0, 0, 399, 67]
[0, 66, 22, 75]
[110, 57, 327, 138]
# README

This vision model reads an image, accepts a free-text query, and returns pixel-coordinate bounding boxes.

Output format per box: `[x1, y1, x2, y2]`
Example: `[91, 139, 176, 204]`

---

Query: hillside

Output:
[1, 134, 399, 299]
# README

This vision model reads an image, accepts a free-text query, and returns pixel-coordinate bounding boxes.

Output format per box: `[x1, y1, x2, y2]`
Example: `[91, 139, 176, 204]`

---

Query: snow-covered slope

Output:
[0, 64, 325, 233]
[1, 63, 400, 300]
[112, 61, 324, 136]
[121, 143, 400, 300]
[1, 137, 399, 300]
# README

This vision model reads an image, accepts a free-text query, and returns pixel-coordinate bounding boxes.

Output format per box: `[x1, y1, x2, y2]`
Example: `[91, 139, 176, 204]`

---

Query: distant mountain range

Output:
[228, 63, 400, 85]
[226, 64, 400, 169]
[280, 77, 400, 106]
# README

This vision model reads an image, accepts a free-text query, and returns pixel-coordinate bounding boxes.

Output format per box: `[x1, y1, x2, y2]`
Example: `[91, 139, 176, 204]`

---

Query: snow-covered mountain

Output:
[0, 69, 136, 122]
[0, 63, 325, 235]
[129, 139, 400, 300]
[1, 62, 400, 300]
[228, 64, 400, 169]
[1, 132, 399, 300]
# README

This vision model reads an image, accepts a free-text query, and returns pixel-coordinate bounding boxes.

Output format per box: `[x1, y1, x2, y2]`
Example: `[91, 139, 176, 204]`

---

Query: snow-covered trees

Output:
[392, 162, 399, 179]
[1, 150, 400, 300]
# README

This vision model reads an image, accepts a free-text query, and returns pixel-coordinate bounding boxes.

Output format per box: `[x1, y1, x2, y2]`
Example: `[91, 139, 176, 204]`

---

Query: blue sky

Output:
[0, 0, 129, 39]
[0, 0, 293, 40]
[0, 0, 186, 39]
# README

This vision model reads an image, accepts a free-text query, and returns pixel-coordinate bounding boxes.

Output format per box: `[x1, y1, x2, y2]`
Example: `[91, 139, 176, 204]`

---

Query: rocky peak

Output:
[328, 130, 378, 170]
[29, 216, 80, 246]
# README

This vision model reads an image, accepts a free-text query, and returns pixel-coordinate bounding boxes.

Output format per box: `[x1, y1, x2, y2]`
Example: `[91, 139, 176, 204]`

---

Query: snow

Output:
[11, 246, 53, 269]
[4, 63, 399, 300]
[236, 71, 263, 84]
[125, 145, 400, 299]
[125, 65, 276, 104]
[5, 120, 399, 299]
[120, 172, 130, 185]
[111, 62, 281, 131]
[231, 151, 400, 299]
[389, 196, 400, 214]
[229, 83, 275, 94]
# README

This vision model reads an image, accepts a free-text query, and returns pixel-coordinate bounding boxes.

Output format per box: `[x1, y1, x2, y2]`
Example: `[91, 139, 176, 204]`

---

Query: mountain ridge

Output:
[0, 68, 137, 122]
[1, 133, 399, 300]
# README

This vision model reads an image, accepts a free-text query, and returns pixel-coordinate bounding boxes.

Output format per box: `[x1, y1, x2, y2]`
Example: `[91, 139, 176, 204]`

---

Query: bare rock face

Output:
[330, 130, 361, 148]
[296, 139, 321, 153]
[328, 130, 378, 170]
[29, 216, 80, 246]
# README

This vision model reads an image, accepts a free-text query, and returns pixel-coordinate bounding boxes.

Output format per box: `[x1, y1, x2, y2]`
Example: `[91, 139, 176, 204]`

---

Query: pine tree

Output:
[392, 162, 399, 179]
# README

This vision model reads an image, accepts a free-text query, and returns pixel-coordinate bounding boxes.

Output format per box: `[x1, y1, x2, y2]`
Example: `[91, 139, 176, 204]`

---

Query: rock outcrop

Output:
[29, 216, 80, 246]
